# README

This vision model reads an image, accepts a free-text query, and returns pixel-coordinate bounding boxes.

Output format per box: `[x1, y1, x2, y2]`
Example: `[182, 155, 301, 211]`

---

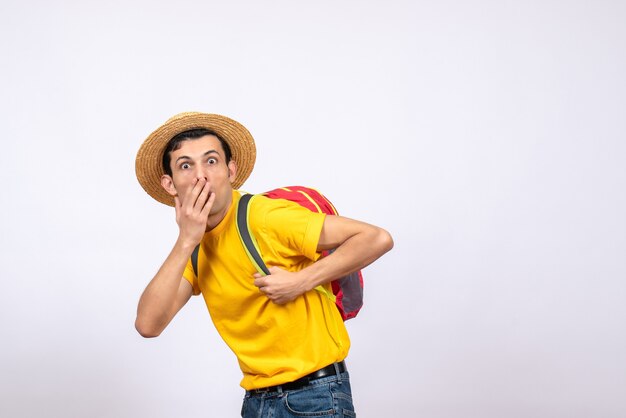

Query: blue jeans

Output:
[241, 371, 356, 417]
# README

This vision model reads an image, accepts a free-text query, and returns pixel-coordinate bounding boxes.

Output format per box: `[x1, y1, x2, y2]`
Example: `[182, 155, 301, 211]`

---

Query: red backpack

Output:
[191, 186, 364, 320]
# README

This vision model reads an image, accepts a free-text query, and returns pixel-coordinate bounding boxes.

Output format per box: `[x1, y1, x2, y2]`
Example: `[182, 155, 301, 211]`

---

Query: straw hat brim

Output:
[135, 112, 256, 206]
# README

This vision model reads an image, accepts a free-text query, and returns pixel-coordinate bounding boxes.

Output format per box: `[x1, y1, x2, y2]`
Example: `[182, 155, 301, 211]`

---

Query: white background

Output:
[1, 1, 625, 417]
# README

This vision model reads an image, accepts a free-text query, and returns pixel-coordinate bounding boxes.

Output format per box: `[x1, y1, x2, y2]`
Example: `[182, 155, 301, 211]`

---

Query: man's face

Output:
[161, 134, 237, 218]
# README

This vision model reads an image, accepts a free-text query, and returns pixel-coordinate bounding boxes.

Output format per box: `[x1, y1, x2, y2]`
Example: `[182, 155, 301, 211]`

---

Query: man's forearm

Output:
[299, 226, 393, 292]
[135, 237, 196, 337]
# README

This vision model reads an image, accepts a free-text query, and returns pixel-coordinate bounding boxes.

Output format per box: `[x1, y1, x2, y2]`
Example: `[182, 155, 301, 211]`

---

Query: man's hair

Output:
[162, 128, 233, 176]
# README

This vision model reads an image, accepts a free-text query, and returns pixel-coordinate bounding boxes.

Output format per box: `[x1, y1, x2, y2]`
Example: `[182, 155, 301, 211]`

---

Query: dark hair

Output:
[162, 128, 232, 176]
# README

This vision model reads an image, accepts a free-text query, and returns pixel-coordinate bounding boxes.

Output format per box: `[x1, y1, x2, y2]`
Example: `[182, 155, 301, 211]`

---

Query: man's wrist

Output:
[298, 268, 320, 293]
[175, 235, 200, 254]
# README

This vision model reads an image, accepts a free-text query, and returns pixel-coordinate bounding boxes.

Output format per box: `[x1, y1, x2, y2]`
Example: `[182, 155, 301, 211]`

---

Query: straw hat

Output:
[135, 112, 256, 206]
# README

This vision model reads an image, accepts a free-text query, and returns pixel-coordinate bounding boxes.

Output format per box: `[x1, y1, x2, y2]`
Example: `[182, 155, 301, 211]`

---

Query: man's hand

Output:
[174, 177, 215, 246]
[253, 267, 308, 305]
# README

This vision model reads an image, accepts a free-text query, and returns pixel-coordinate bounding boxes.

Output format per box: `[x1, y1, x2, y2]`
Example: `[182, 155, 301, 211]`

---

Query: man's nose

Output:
[193, 166, 208, 182]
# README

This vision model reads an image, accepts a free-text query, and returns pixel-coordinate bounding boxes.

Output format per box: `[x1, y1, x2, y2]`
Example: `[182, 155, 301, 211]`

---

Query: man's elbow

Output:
[135, 318, 162, 339]
[373, 227, 394, 255]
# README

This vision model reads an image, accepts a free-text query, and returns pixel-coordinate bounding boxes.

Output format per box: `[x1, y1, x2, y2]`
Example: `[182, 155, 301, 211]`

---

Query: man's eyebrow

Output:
[203, 150, 219, 157]
[175, 150, 219, 164]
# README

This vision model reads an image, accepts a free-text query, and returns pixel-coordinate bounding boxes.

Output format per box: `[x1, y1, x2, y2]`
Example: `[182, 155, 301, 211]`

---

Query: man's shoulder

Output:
[251, 193, 325, 216]
[249, 193, 302, 213]
[247, 193, 325, 232]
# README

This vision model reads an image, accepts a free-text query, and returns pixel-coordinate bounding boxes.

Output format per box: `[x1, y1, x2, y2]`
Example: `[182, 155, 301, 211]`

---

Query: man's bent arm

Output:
[254, 215, 393, 304]
[304, 215, 393, 290]
[136, 178, 216, 337]
[135, 238, 195, 338]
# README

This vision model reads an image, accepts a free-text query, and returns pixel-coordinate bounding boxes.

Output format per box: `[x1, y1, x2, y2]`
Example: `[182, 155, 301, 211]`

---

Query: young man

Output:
[135, 112, 393, 417]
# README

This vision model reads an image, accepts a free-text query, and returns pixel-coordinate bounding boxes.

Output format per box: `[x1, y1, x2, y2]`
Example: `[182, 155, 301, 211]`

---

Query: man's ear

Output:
[228, 160, 237, 184]
[161, 174, 178, 197]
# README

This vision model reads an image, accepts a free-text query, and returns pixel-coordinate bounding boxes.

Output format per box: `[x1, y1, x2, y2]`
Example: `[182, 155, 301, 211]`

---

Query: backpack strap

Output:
[191, 244, 200, 278]
[236, 194, 271, 276]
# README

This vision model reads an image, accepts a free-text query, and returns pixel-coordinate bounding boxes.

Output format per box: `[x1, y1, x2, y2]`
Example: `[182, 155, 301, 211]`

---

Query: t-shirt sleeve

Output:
[256, 197, 326, 261]
[182, 258, 202, 295]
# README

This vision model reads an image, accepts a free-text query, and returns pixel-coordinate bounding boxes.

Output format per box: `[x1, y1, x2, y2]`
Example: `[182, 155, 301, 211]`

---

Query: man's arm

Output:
[253, 215, 393, 304]
[135, 178, 215, 337]
[135, 241, 196, 338]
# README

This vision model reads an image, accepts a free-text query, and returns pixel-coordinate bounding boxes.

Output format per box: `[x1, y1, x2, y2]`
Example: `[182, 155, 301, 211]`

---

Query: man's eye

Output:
[208, 158, 217, 165]
[181, 163, 191, 169]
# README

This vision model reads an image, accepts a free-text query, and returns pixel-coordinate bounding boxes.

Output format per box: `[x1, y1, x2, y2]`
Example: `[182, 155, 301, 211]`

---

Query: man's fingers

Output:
[178, 178, 213, 220]
[200, 190, 216, 215]
[194, 179, 212, 210]
[267, 266, 282, 274]
[181, 177, 204, 208]
[253, 277, 290, 305]
[253, 277, 266, 288]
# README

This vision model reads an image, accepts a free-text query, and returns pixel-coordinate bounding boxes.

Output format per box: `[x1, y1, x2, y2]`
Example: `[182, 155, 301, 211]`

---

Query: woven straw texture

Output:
[135, 112, 256, 206]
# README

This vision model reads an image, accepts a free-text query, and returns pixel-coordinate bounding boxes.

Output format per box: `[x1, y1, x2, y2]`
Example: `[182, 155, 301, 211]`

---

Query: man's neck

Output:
[205, 192, 233, 231]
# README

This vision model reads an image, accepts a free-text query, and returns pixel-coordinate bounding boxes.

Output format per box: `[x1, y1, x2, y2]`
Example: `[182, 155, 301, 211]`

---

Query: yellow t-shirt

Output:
[183, 190, 350, 390]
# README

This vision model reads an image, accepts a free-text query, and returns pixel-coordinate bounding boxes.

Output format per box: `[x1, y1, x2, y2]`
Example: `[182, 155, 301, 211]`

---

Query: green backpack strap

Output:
[236, 194, 271, 276]
[191, 244, 200, 277]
